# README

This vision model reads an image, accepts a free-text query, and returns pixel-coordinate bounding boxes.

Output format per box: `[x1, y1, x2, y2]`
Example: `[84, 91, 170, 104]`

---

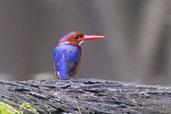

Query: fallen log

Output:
[0, 78, 171, 114]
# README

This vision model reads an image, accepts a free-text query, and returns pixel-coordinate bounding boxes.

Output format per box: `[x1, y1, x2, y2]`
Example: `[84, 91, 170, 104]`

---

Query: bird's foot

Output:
[57, 71, 60, 79]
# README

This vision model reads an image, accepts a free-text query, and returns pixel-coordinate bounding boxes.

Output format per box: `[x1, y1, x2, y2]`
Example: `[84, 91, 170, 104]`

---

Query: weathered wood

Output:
[0, 78, 171, 114]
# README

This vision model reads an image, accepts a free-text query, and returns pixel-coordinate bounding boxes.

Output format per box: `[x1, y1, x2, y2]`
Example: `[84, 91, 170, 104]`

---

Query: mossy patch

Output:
[0, 102, 22, 114]
[19, 102, 39, 114]
[0, 102, 39, 114]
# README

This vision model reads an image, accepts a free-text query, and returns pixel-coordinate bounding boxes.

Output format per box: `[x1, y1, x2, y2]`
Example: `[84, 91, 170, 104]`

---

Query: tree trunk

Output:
[0, 78, 171, 114]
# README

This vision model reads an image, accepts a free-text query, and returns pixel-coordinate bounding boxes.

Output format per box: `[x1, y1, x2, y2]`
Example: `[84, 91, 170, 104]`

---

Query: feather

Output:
[53, 44, 81, 79]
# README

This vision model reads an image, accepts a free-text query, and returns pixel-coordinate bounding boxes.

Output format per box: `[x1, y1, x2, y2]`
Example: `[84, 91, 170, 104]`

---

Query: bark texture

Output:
[0, 78, 171, 114]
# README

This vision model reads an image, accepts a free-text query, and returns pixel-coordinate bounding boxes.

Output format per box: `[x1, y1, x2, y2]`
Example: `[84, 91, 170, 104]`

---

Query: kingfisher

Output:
[53, 31, 104, 80]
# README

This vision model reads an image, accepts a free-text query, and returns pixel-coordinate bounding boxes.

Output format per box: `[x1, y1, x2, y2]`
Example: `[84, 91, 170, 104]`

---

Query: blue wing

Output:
[58, 50, 68, 79]
[53, 44, 81, 80]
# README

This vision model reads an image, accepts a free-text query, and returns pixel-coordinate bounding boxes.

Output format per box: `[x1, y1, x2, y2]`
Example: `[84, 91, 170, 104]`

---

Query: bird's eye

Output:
[75, 35, 79, 39]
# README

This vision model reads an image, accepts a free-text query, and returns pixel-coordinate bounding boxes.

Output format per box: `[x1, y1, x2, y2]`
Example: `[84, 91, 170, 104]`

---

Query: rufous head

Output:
[59, 31, 104, 46]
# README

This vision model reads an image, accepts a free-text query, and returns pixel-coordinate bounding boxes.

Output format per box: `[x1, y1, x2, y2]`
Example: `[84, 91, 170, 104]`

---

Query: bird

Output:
[53, 31, 104, 80]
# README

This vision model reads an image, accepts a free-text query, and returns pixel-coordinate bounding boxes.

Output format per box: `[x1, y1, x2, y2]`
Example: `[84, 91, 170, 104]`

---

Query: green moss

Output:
[0, 102, 22, 114]
[0, 102, 39, 114]
[19, 102, 39, 114]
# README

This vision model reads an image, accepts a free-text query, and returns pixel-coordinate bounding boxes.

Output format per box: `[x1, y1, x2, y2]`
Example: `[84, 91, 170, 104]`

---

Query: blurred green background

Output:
[0, 0, 171, 85]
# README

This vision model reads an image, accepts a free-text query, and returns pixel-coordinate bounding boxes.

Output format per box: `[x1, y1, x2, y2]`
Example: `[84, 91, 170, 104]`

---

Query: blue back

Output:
[53, 44, 81, 80]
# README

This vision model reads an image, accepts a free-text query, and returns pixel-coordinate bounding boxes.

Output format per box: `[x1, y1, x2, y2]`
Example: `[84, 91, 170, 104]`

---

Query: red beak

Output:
[82, 35, 104, 41]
